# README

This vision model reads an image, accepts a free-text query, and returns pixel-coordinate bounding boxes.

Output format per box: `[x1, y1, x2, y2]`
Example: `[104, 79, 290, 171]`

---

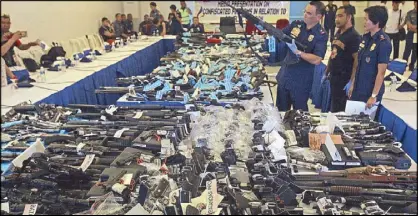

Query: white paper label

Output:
[76, 142, 86, 152]
[134, 144, 147, 148]
[175, 86, 180, 91]
[346, 162, 361, 166]
[114, 128, 130, 138]
[157, 130, 168, 136]
[12, 139, 45, 168]
[79, 154, 95, 172]
[23, 204, 38, 215]
[183, 74, 189, 84]
[171, 70, 181, 78]
[192, 87, 200, 99]
[132, 112, 143, 119]
[100, 115, 107, 121]
[1, 202, 10, 213]
[121, 173, 133, 185]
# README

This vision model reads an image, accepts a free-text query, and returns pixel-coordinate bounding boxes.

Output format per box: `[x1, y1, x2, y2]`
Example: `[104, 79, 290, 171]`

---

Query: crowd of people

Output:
[98, 1, 204, 45]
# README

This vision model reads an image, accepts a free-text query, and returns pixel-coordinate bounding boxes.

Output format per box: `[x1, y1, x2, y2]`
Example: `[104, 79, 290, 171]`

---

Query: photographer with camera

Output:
[1, 14, 40, 67]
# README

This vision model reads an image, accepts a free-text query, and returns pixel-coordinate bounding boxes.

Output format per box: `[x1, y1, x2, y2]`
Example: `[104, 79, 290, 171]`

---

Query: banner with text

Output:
[195, 1, 290, 24]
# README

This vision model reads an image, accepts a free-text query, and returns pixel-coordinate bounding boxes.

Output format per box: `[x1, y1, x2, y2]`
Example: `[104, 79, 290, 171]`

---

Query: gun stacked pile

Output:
[95, 33, 276, 107]
[1, 98, 417, 215]
[282, 110, 413, 170]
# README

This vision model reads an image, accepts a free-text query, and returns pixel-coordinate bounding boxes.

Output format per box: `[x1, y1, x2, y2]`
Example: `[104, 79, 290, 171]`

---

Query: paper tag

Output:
[192, 87, 200, 99]
[185, 104, 194, 111]
[206, 179, 217, 214]
[157, 130, 168, 135]
[23, 204, 38, 215]
[125, 203, 150, 215]
[133, 112, 143, 119]
[114, 128, 130, 138]
[171, 70, 181, 78]
[121, 173, 133, 185]
[183, 74, 189, 84]
[100, 115, 107, 121]
[79, 154, 95, 172]
[12, 139, 45, 168]
[76, 142, 86, 152]
[1, 202, 10, 213]
[195, 66, 201, 76]
[175, 86, 180, 91]
[105, 105, 118, 115]
[346, 162, 361, 166]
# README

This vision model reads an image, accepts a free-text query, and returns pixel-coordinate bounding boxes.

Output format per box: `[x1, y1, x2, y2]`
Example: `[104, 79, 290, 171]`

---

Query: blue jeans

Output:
[403, 31, 417, 70]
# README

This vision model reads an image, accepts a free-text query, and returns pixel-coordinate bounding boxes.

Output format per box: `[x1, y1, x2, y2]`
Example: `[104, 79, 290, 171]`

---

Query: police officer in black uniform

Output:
[324, 1, 338, 43]
[348, 6, 391, 109]
[326, 5, 361, 112]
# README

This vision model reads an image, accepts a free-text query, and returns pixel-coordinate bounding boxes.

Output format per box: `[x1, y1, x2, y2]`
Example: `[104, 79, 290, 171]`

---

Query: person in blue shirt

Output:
[348, 6, 391, 108]
[188, 17, 205, 33]
[275, 1, 328, 111]
[324, 1, 338, 43]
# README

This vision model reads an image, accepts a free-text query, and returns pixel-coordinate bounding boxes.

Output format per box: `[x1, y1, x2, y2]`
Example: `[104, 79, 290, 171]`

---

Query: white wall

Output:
[1, 1, 123, 45]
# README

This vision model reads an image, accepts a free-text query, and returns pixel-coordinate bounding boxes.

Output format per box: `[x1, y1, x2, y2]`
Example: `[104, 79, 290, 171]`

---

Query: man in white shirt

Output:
[385, 1, 405, 59]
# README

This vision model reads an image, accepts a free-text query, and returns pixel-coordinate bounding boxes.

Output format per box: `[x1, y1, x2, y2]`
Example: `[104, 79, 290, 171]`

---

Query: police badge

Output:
[308, 35, 314, 42]
[291, 27, 301, 38]
[370, 43, 376, 51]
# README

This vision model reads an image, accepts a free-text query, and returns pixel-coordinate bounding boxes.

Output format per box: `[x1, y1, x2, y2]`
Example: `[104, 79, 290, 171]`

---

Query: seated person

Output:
[99, 17, 116, 44]
[188, 17, 205, 33]
[139, 14, 150, 35]
[168, 5, 183, 35]
[150, 17, 166, 36]
[112, 13, 128, 39]
[125, 14, 134, 34]
[1, 14, 40, 67]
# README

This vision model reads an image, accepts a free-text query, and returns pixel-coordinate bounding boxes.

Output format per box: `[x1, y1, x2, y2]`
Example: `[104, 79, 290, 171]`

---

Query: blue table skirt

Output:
[378, 105, 417, 162]
[37, 39, 175, 106]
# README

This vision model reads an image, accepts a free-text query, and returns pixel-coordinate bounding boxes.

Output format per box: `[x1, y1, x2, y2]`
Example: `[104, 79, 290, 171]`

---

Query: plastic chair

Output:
[59, 40, 73, 59]
[29, 46, 45, 65]
[93, 33, 105, 48]
[69, 39, 83, 54]
[77, 37, 90, 51]
[276, 19, 289, 30]
[86, 34, 99, 51]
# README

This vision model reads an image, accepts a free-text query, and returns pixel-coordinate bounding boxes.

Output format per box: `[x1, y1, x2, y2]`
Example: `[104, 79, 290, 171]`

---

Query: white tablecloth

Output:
[1, 36, 176, 115]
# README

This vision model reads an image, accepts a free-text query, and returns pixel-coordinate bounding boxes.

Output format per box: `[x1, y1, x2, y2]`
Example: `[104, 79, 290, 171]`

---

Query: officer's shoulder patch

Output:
[380, 35, 385, 41]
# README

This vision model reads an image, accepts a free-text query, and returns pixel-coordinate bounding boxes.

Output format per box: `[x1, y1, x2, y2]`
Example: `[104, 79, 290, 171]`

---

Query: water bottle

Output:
[40, 66, 46, 82]
[74, 54, 79, 66]
[91, 51, 96, 60]
[61, 59, 66, 71]
[390, 76, 397, 92]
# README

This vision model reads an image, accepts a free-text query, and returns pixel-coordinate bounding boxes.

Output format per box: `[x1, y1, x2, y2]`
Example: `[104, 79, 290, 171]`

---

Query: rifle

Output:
[222, 1, 307, 51]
